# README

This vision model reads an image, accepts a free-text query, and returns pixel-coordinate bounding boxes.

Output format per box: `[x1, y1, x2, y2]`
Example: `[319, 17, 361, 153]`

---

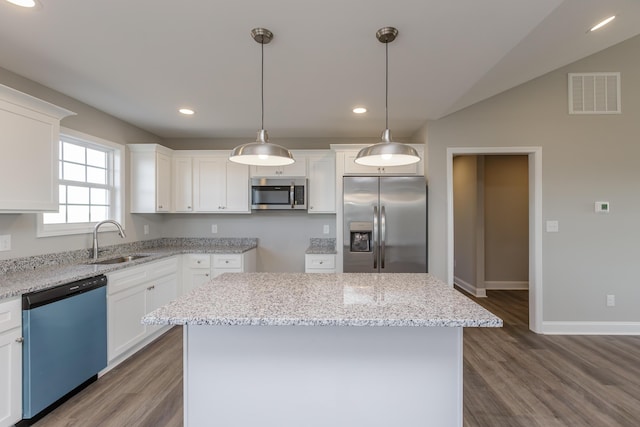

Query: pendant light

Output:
[355, 27, 420, 167]
[229, 28, 295, 166]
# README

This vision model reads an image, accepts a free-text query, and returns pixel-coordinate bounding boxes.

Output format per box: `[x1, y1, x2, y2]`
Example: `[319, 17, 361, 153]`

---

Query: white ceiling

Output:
[1, 0, 639, 141]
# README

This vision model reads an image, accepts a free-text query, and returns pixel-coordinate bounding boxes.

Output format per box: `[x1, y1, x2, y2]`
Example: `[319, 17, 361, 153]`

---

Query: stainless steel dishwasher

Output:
[20, 275, 107, 426]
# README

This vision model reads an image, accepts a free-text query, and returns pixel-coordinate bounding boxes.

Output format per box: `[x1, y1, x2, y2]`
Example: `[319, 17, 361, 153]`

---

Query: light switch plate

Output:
[323, 225, 330, 234]
[546, 220, 559, 233]
[211, 224, 218, 234]
[143, 224, 149, 235]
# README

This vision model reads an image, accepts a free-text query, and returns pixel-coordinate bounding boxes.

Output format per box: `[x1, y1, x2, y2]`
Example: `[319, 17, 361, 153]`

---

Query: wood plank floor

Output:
[463, 290, 640, 427]
[32, 290, 640, 426]
[33, 327, 184, 427]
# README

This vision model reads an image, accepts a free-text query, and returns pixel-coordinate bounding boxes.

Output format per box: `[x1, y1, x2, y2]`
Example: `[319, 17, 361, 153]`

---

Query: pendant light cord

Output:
[261, 41, 264, 131]
[385, 41, 389, 130]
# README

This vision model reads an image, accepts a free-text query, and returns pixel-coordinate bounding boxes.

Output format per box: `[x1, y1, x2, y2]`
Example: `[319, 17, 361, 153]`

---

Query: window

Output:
[38, 128, 124, 237]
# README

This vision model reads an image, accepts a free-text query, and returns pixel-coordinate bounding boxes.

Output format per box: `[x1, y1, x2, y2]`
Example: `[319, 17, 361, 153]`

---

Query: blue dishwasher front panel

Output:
[22, 285, 107, 418]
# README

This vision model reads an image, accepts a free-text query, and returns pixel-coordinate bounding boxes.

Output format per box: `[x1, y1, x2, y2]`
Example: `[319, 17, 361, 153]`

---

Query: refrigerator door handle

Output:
[381, 205, 386, 269]
[373, 205, 378, 269]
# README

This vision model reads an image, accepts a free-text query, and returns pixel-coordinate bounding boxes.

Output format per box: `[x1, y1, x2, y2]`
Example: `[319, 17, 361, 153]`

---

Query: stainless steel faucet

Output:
[93, 220, 126, 261]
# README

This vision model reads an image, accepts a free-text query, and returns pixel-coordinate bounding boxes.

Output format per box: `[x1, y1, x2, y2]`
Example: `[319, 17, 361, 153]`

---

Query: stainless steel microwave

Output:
[250, 178, 307, 210]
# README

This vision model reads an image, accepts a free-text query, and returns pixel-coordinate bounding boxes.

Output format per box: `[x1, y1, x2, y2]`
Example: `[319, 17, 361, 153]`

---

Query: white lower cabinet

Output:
[305, 254, 337, 273]
[0, 297, 21, 427]
[182, 249, 257, 294]
[107, 257, 178, 364]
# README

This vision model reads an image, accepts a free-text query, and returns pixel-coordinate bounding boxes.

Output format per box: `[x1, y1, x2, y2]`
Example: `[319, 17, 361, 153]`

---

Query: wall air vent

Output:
[568, 72, 621, 114]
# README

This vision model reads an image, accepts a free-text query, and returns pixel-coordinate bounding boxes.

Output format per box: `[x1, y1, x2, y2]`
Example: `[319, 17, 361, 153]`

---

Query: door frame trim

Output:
[446, 146, 542, 333]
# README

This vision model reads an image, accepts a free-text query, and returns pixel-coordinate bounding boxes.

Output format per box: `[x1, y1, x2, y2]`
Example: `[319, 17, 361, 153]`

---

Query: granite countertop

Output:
[0, 238, 257, 300]
[143, 272, 503, 328]
[305, 238, 337, 254]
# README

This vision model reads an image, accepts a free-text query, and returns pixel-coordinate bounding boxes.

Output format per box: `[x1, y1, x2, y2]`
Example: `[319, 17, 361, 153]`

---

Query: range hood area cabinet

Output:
[249, 155, 307, 178]
[0, 84, 75, 212]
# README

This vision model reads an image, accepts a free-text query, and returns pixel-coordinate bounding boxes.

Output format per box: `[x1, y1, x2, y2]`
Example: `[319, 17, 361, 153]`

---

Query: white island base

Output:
[184, 324, 463, 427]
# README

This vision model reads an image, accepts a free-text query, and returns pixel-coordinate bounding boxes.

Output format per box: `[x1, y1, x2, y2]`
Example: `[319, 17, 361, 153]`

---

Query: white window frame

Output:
[37, 127, 125, 237]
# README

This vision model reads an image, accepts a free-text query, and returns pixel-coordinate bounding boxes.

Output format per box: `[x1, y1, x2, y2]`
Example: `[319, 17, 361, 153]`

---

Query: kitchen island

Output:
[143, 273, 502, 427]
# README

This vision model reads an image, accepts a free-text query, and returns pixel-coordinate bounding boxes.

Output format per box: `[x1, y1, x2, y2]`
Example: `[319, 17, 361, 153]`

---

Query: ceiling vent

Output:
[568, 72, 621, 114]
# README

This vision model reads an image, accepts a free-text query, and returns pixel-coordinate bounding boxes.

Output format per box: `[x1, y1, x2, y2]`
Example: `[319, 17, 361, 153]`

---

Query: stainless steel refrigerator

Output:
[343, 176, 427, 273]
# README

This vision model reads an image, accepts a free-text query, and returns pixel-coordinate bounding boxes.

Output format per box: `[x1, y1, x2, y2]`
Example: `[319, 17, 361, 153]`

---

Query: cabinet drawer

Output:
[186, 254, 211, 269]
[108, 257, 178, 295]
[305, 254, 336, 270]
[0, 296, 21, 332]
[108, 266, 148, 295]
[213, 254, 242, 269]
[147, 257, 179, 280]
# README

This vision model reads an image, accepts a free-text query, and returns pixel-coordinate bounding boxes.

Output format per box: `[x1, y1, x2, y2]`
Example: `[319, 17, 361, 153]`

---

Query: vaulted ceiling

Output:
[1, 0, 639, 140]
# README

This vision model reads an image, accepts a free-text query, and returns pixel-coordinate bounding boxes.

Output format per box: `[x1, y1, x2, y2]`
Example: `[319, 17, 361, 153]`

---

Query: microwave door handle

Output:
[290, 182, 295, 209]
[373, 205, 378, 270]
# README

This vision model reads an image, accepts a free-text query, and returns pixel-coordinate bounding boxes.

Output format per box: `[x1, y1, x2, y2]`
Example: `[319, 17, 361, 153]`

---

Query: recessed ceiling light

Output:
[5, 0, 38, 7]
[590, 15, 616, 32]
[179, 108, 195, 115]
[353, 107, 367, 114]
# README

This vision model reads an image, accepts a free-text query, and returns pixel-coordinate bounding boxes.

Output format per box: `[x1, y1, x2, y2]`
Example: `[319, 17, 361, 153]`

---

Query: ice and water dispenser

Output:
[349, 221, 373, 253]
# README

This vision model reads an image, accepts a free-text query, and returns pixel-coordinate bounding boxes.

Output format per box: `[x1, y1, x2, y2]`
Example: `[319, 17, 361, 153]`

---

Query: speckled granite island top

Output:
[143, 272, 502, 327]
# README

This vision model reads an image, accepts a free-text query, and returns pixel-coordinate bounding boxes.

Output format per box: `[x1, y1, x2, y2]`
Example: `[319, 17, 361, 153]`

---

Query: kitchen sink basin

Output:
[91, 254, 150, 265]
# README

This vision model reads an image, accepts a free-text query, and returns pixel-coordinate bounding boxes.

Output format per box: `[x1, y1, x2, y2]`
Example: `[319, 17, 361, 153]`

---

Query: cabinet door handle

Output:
[147, 285, 155, 291]
[197, 260, 201, 264]
[16, 337, 24, 343]
[158, 205, 163, 209]
[205, 273, 209, 277]
[187, 206, 192, 210]
[225, 260, 229, 264]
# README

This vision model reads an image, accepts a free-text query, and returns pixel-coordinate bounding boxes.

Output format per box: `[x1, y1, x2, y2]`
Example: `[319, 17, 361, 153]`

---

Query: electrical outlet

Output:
[211, 224, 218, 234]
[143, 224, 149, 235]
[323, 225, 330, 234]
[606, 294, 615, 307]
[0, 234, 10, 251]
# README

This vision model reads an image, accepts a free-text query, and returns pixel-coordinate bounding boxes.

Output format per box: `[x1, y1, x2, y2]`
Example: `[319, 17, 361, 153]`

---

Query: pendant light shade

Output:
[229, 28, 295, 166]
[355, 27, 420, 167]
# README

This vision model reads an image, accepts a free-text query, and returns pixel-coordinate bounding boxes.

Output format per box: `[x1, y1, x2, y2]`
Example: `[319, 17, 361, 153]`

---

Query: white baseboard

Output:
[542, 321, 640, 335]
[484, 281, 529, 290]
[453, 276, 486, 298]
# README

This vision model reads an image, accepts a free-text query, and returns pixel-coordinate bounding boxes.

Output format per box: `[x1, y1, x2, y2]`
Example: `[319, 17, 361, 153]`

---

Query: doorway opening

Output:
[446, 147, 542, 332]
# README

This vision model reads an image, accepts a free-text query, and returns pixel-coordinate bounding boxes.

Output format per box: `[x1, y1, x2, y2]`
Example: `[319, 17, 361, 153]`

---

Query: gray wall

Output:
[453, 156, 480, 288]
[161, 212, 336, 272]
[484, 155, 528, 284]
[420, 34, 640, 322]
[0, 67, 165, 260]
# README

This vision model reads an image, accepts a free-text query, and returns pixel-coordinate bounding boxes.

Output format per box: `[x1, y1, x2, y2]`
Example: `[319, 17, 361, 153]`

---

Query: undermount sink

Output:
[91, 254, 150, 265]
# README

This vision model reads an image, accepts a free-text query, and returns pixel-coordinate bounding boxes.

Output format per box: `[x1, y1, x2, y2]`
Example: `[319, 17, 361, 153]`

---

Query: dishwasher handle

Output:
[23, 275, 108, 310]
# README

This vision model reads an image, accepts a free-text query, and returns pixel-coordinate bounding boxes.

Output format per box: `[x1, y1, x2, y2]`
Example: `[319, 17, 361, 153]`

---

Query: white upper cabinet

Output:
[0, 84, 75, 212]
[250, 153, 307, 177]
[307, 152, 336, 214]
[173, 156, 193, 212]
[193, 155, 250, 213]
[129, 144, 173, 213]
